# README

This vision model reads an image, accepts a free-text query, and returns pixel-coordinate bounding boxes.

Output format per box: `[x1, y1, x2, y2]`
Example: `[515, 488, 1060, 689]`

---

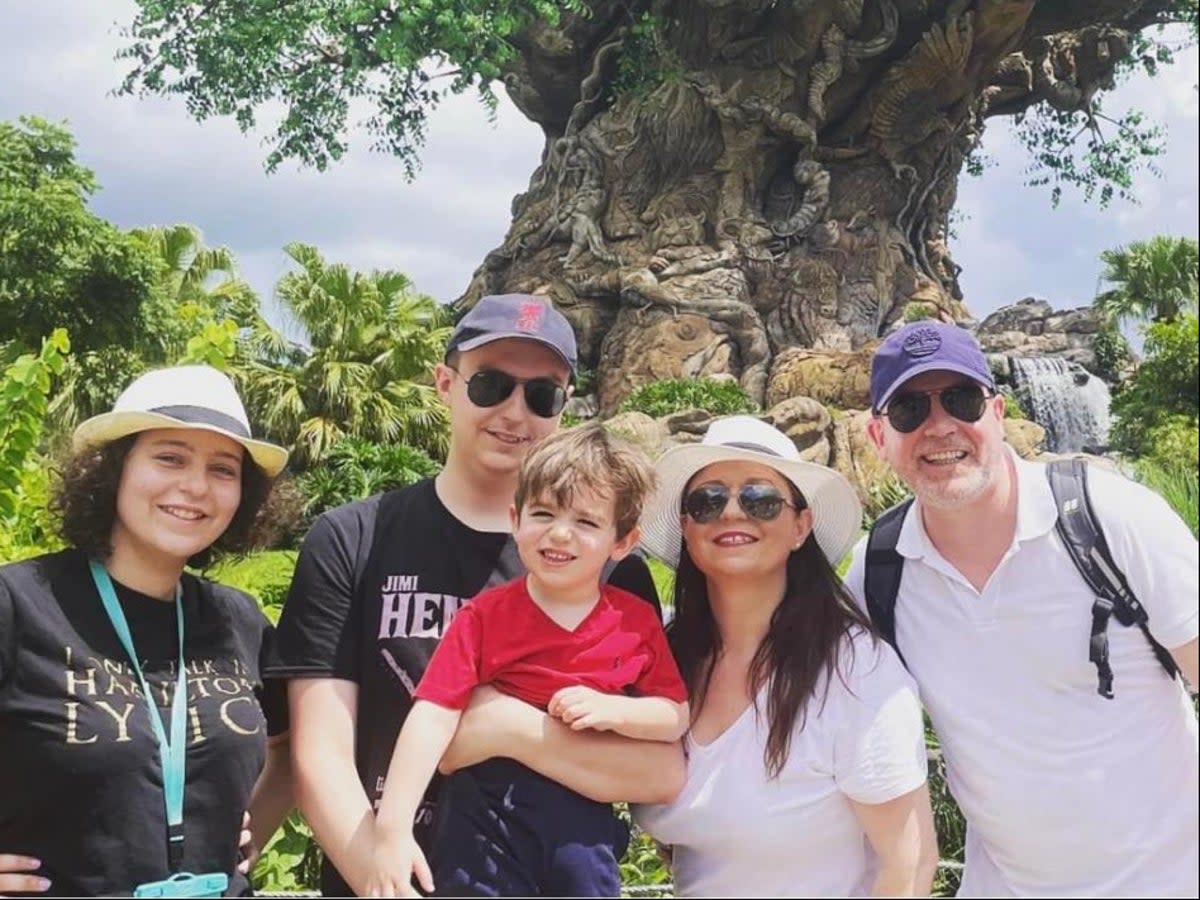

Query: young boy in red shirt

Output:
[366, 424, 689, 897]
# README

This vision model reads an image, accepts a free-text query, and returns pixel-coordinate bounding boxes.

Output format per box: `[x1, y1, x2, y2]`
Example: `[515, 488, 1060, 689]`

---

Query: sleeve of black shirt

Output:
[0, 574, 14, 686]
[267, 506, 367, 681]
[257, 624, 290, 737]
[609, 552, 662, 622]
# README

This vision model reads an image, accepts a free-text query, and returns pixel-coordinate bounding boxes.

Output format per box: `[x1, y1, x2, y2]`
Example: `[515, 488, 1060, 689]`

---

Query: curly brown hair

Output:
[52, 432, 290, 569]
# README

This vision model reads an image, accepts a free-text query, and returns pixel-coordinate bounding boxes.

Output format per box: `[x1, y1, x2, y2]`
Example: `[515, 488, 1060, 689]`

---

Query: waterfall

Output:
[1009, 357, 1112, 454]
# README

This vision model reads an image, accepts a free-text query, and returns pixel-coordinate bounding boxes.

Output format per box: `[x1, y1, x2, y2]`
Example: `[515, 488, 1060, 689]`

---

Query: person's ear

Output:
[610, 525, 641, 561]
[434, 363, 455, 402]
[792, 507, 814, 550]
[989, 392, 1006, 421]
[866, 414, 886, 451]
[509, 504, 521, 531]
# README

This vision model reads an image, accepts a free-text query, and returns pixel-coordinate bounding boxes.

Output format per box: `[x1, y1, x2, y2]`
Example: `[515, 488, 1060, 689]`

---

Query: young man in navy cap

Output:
[846, 321, 1198, 896]
[268, 294, 682, 895]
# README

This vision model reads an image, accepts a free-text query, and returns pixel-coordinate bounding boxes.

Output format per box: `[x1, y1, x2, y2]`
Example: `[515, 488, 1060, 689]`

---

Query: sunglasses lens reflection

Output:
[683, 484, 788, 523]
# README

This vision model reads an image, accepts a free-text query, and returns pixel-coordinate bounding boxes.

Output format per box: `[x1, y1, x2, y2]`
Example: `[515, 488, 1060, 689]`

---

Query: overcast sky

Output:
[1, 2, 1196, 337]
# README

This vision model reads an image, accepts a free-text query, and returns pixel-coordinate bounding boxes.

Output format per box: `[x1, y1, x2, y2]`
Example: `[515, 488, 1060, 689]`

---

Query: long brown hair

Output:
[667, 484, 873, 778]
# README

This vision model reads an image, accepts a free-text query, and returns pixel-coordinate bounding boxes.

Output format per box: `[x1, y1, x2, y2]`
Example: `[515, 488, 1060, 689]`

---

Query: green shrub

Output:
[862, 473, 913, 527]
[0, 460, 64, 564]
[620, 378, 756, 420]
[1137, 456, 1199, 537]
[207, 550, 298, 622]
[618, 814, 672, 894]
[253, 811, 322, 892]
[647, 556, 675, 609]
[904, 306, 938, 323]
[999, 385, 1028, 420]
[298, 437, 441, 519]
[1091, 324, 1132, 385]
[1109, 315, 1198, 458]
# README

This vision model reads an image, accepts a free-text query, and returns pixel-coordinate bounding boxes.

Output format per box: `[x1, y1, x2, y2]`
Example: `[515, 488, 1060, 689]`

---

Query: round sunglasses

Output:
[450, 367, 568, 419]
[882, 383, 991, 434]
[683, 482, 801, 524]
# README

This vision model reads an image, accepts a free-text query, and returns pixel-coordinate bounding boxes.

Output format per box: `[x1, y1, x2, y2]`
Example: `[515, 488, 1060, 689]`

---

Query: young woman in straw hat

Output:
[0, 365, 293, 897]
[633, 416, 938, 897]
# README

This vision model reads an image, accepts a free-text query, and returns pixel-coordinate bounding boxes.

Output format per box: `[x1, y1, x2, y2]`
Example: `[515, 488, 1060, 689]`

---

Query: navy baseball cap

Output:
[446, 293, 578, 375]
[870, 321, 995, 412]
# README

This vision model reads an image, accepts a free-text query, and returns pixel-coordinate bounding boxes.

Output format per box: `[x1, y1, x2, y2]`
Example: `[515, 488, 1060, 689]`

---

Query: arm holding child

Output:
[548, 686, 689, 741]
[547, 604, 690, 743]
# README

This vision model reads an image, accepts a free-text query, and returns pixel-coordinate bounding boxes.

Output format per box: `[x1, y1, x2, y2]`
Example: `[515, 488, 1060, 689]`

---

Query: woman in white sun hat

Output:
[633, 415, 938, 897]
[0, 365, 293, 897]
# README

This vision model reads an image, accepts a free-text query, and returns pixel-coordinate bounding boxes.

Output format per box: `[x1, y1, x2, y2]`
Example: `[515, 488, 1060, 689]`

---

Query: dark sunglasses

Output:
[883, 383, 991, 434]
[683, 483, 800, 524]
[450, 367, 568, 418]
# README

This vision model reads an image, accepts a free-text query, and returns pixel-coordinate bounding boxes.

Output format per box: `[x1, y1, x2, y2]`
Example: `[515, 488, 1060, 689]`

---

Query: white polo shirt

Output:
[633, 629, 927, 897]
[846, 454, 1199, 897]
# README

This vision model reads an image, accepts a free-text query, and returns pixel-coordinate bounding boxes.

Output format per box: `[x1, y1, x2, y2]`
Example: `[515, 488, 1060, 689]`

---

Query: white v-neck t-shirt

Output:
[633, 629, 926, 897]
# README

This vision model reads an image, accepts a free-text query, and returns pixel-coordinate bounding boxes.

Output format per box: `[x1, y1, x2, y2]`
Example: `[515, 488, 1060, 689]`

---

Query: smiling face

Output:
[435, 338, 571, 480]
[511, 483, 640, 605]
[680, 459, 813, 581]
[110, 428, 245, 569]
[867, 369, 1008, 510]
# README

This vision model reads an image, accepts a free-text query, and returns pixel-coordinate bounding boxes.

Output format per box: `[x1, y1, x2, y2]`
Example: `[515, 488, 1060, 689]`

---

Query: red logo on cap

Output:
[516, 302, 545, 333]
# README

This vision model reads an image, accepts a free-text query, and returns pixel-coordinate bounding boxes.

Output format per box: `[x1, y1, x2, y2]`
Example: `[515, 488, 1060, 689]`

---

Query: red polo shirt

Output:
[414, 577, 687, 710]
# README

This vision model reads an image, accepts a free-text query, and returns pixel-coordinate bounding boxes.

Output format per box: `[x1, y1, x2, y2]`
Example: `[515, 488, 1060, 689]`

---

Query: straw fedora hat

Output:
[73, 365, 289, 477]
[640, 415, 862, 567]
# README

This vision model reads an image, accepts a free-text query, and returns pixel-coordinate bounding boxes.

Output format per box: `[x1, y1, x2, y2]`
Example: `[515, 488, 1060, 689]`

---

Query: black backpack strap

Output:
[864, 498, 915, 669]
[1046, 458, 1180, 699]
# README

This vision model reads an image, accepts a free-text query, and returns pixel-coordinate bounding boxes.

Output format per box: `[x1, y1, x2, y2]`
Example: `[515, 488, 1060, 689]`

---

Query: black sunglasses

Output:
[683, 483, 800, 524]
[450, 367, 568, 419]
[883, 383, 991, 434]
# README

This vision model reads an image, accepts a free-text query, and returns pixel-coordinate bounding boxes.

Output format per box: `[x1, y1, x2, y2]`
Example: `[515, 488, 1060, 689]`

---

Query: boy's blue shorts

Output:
[431, 757, 630, 897]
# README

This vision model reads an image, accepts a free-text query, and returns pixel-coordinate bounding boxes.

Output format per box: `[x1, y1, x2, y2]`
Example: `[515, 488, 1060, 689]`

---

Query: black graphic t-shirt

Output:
[269, 477, 659, 895]
[0, 549, 287, 897]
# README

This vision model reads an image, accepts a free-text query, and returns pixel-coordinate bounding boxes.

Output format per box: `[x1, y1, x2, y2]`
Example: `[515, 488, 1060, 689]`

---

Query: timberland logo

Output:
[516, 301, 545, 332]
[902, 327, 942, 358]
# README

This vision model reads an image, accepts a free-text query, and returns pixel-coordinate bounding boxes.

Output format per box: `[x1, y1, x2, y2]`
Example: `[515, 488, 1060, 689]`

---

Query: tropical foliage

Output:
[1091, 324, 1134, 384]
[0, 330, 70, 519]
[297, 437, 442, 519]
[1108, 314, 1199, 460]
[240, 243, 451, 465]
[0, 117, 158, 355]
[1094, 236, 1199, 327]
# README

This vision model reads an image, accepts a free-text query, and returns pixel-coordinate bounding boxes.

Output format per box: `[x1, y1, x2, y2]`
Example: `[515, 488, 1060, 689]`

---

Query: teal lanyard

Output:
[88, 559, 188, 870]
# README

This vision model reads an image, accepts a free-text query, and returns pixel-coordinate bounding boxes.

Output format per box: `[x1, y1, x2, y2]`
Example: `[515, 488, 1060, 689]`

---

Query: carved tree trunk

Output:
[459, 0, 1158, 415]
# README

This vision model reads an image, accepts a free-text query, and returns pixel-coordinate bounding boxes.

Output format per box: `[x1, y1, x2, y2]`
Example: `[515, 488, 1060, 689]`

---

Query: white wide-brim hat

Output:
[73, 365, 289, 477]
[641, 415, 862, 567]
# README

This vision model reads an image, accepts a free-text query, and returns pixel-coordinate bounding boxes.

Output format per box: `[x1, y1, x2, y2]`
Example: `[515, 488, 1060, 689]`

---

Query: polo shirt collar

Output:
[892, 447, 1058, 560]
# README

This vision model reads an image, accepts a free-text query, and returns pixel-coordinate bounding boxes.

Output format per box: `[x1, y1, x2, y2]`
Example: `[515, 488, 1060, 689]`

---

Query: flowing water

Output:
[1010, 357, 1112, 453]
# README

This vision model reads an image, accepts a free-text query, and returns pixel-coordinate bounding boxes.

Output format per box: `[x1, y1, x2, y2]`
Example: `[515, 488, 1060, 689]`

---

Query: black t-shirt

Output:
[268, 477, 659, 895]
[0, 549, 287, 897]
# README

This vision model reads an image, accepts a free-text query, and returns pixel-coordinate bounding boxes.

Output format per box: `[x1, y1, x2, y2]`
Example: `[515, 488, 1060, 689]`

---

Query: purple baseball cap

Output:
[870, 321, 995, 412]
[446, 293, 578, 375]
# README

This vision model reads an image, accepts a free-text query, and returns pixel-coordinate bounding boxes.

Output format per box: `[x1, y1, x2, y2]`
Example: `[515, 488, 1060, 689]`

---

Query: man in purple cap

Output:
[268, 294, 681, 895]
[846, 321, 1198, 896]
